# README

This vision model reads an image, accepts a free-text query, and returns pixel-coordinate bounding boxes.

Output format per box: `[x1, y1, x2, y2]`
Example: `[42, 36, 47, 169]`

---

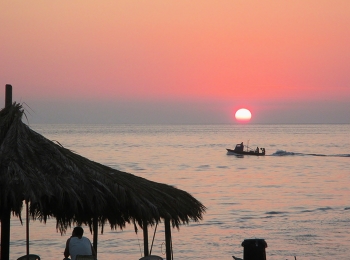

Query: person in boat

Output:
[256, 147, 259, 153]
[64, 226, 96, 260]
[235, 142, 244, 152]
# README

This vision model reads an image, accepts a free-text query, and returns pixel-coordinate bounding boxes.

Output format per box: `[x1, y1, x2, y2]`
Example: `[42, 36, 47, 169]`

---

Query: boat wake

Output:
[271, 150, 350, 157]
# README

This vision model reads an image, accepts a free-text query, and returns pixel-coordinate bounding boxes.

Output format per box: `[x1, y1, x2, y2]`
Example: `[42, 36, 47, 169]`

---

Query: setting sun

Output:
[235, 108, 252, 122]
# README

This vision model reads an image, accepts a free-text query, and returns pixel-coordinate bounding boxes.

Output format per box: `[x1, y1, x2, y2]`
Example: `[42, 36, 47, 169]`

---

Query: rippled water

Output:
[8, 124, 350, 260]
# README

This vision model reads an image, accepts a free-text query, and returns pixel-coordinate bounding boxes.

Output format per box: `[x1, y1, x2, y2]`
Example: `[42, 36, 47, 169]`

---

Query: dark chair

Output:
[139, 255, 163, 260]
[17, 254, 41, 260]
[76, 255, 96, 260]
[241, 239, 267, 260]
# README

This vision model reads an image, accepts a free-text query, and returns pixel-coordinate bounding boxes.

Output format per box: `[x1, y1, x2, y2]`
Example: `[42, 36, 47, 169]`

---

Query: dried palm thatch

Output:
[0, 103, 205, 233]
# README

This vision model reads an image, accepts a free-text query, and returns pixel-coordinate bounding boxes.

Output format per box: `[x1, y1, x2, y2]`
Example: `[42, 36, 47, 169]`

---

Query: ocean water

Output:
[8, 124, 350, 260]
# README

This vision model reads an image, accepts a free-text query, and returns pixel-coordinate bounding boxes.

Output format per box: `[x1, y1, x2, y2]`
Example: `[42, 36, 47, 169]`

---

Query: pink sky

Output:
[1, 1, 349, 124]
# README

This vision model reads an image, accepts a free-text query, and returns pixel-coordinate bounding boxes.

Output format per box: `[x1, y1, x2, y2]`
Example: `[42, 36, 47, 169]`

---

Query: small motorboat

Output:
[226, 142, 265, 156]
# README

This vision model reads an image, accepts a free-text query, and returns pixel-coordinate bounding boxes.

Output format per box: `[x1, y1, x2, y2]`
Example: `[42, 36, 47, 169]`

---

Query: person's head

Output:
[72, 226, 84, 238]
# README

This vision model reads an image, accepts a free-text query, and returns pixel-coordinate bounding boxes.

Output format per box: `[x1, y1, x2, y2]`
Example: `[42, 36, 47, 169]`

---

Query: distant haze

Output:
[1, 1, 349, 124]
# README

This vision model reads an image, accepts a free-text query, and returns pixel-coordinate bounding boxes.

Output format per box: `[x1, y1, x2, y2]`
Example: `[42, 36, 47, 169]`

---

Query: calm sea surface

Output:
[9, 124, 350, 260]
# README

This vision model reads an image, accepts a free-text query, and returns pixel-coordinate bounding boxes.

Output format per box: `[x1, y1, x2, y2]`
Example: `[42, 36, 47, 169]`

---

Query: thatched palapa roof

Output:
[0, 103, 205, 232]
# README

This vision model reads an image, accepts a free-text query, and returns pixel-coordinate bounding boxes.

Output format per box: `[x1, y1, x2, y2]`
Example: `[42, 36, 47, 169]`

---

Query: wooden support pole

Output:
[1, 207, 11, 260]
[1, 84, 13, 260]
[143, 222, 149, 256]
[5, 84, 12, 108]
[93, 217, 98, 256]
[164, 219, 172, 260]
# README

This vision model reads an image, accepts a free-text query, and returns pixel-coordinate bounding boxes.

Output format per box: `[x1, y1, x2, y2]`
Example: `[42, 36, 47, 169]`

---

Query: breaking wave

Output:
[271, 150, 300, 156]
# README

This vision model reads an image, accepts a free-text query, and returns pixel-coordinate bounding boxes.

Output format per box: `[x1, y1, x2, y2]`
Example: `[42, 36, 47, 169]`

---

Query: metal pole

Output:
[26, 201, 29, 256]
[149, 223, 158, 255]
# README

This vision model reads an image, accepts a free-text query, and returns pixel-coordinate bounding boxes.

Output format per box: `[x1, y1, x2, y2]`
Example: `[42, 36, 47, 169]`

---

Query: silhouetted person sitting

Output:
[238, 142, 244, 152]
[64, 226, 96, 260]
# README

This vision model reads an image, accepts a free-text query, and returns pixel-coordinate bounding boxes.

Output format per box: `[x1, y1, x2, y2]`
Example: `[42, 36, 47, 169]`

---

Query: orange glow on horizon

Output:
[1, 1, 349, 124]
